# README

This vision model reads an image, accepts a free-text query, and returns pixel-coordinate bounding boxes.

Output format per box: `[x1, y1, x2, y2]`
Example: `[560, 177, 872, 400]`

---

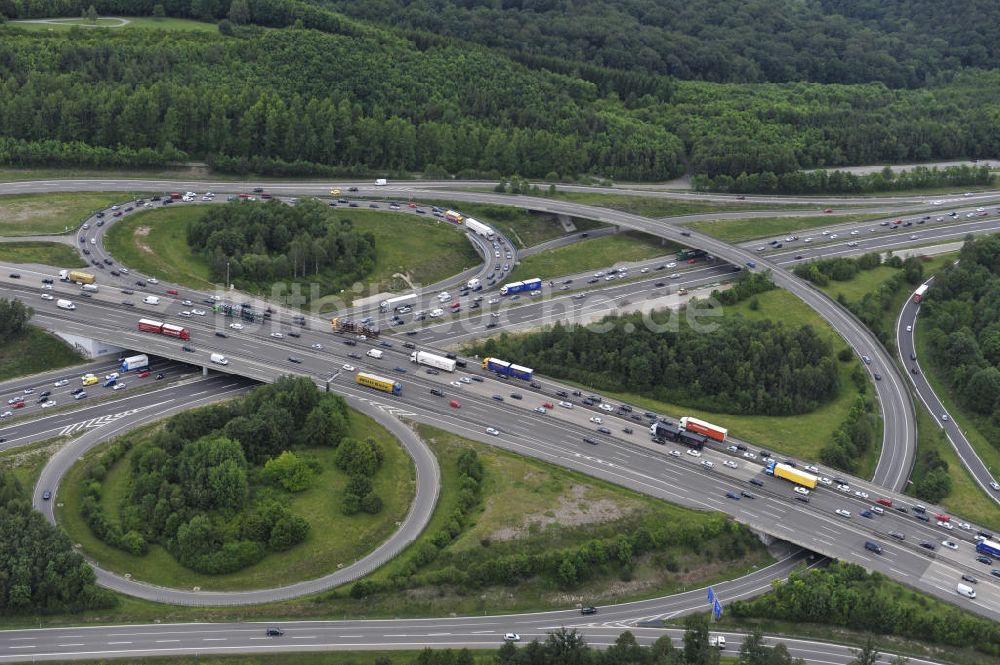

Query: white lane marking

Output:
[57, 643, 85, 647]
[155, 640, 180, 643]
[107, 641, 132, 645]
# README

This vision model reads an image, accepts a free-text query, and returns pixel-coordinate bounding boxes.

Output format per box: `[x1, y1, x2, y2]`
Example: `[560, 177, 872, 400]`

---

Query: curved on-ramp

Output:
[34, 381, 440, 606]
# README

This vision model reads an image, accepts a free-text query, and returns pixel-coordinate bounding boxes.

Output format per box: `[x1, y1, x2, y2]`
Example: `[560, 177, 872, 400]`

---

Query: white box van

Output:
[366, 349, 383, 359]
[957, 583, 976, 599]
[56, 299, 76, 310]
[429, 308, 444, 318]
[709, 636, 726, 649]
[143, 295, 160, 305]
[82, 283, 99, 292]
[375, 178, 387, 186]
[210, 353, 229, 365]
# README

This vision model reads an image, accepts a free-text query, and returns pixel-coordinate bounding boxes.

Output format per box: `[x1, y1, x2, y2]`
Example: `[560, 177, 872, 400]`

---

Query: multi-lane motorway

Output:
[2, 179, 1000, 662]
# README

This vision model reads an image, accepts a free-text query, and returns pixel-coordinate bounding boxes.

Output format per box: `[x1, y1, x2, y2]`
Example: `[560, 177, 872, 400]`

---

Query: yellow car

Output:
[330, 188, 341, 196]
[82, 375, 98, 386]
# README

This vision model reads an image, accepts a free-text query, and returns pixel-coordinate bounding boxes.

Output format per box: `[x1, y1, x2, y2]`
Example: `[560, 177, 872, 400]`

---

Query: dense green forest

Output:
[0, 468, 114, 614]
[470, 312, 840, 416]
[187, 199, 377, 291]
[1, 2, 1000, 180]
[79, 377, 376, 575]
[320, 0, 1000, 88]
[923, 236, 1000, 449]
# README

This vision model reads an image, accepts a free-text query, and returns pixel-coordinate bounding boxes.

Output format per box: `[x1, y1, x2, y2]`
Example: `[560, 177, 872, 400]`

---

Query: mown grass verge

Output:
[0, 192, 129, 236]
[508, 231, 673, 282]
[0, 241, 86, 268]
[0, 326, 85, 382]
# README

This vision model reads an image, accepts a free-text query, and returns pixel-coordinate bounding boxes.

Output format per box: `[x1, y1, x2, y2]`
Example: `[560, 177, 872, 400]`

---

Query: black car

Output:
[557, 390, 569, 397]
[182, 345, 195, 352]
[288, 356, 302, 364]
[622, 427, 633, 434]
[919, 541, 935, 550]
[71, 387, 84, 395]
[580, 606, 597, 615]
[121, 288, 134, 294]
[915, 514, 930, 522]
[103, 258, 113, 265]
[42, 490, 52, 501]
[740, 491, 755, 499]
[110, 270, 120, 276]
[749, 478, 764, 487]
[287, 331, 301, 338]
[583, 437, 598, 445]
[403, 342, 416, 349]
[40, 391, 51, 398]
[889, 531, 905, 540]
[425, 369, 440, 375]
[510, 393, 523, 400]
[155, 373, 164, 380]
[8, 273, 20, 279]
[962, 574, 978, 584]
[215, 332, 228, 338]
[266, 627, 284, 636]
[41, 278, 53, 284]
[406, 330, 418, 336]
[597, 427, 611, 434]
[471, 376, 484, 382]
[344, 339, 357, 346]
[430, 388, 444, 397]
[136, 280, 147, 287]
[795, 495, 810, 503]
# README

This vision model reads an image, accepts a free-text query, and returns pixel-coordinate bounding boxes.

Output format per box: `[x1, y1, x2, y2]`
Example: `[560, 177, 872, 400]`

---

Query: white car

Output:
[488, 298, 500, 304]
[670, 273, 680, 279]
[910, 234, 917, 240]
[503, 633, 520, 642]
[742, 452, 757, 460]
[120, 268, 129, 274]
[179, 311, 192, 318]
[906, 325, 912, 332]
[794, 486, 810, 495]
[991, 481, 1000, 491]
[201, 195, 213, 201]
[41, 283, 52, 290]
[666, 262, 677, 268]
[640, 267, 649, 273]
[727, 445, 738, 452]
[942, 540, 958, 550]
[803, 237, 812, 243]
[270, 332, 283, 338]
[818, 476, 832, 486]
[450, 381, 463, 388]
[229, 323, 244, 330]
[701, 459, 714, 468]
[869, 505, 884, 515]
[459, 377, 472, 384]
[0, 410, 12, 419]
[559, 401, 573, 409]
[956, 521, 972, 530]
[486, 427, 500, 436]
[191, 309, 206, 316]
[829, 233, 838, 239]
[599, 403, 613, 412]
[311, 343, 323, 350]
[686, 449, 702, 458]
[533, 407, 547, 414]
[822, 230, 830, 235]
[40, 400, 56, 408]
[148, 277, 159, 284]
[589, 416, 603, 424]
[937, 521, 953, 530]
[854, 490, 869, 499]
[342, 364, 355, 372]
[40, 293, 54, 301]
[850, 230, 859, 235]
[181, 300, 193, 306]
[669, 450, 681, 457]
[835, 509, 851, 518]
[105, 372, 119, 381]
[53, 379, 68, 387]
[804, 465, 819, 473]
[723, 460, 738, 469]
[113, 382, 126, 390]
[837, 483, 851, 492]
[22, 388, 34, 395]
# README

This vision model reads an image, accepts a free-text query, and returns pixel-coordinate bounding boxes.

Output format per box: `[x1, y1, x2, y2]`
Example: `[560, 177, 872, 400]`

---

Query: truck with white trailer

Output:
[410, 350, 457, 372]
[464, 218, 495, 239]
[379, 293, 417, 312]
[120, 354, 149, 372]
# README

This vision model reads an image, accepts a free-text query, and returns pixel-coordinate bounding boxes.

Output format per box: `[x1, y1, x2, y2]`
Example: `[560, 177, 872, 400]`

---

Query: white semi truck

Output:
[464, 218, 495, 239]
[410, 350, 456, 372]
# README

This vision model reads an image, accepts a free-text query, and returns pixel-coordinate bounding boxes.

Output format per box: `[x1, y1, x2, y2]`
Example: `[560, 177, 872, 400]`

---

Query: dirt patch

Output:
[133, 226, 153, 254]
[489, 484, 634, 541]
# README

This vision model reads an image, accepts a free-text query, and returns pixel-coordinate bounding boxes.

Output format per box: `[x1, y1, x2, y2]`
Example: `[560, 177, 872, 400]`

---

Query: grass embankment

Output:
[346, 210, 480, 290]
[548, 190, 818, 217]
[104, 205, 480, 299]
[58, 411, 416, 592]
[0, 192, 127, 236]
[686, 213, 887, 243]
[0, 241, 86, 268]
[508, 231, 674, 282]
[0, 437, 65, 501]
[103, 206, 217, 289]
[8, 16, 218, 32]
[0, 327, 85, 381]
[591, 289, 876, 470]
[28, 654, 496, 665]
[15, 422, 772, 628]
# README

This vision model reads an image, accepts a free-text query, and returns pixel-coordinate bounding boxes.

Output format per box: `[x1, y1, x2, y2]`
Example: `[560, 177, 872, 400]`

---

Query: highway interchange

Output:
[2, 179, 1000, 662]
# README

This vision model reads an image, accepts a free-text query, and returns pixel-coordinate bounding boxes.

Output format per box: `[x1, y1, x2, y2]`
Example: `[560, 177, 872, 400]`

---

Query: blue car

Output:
[860, 510, 874, 519]
[725, 491, 740, 500]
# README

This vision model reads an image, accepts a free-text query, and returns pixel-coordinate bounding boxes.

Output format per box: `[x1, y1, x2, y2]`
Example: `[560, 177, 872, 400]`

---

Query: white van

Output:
[143, 295, 160, 305]
[210, 353, 229, 365]
[429, 308, 444, 318]
[56, 299, 76, 310]
[366, 349, 383, 359]
[375, 178, 387, 186]
[957, 583, 976, 599]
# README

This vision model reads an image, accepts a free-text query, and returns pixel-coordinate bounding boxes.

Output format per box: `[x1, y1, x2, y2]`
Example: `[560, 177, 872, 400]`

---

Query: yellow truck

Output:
[766, 461, 818, 489]
[59, 269, 96, 284]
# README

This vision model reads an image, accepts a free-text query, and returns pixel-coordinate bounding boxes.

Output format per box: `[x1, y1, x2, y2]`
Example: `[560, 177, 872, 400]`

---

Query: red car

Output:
[449, 400, 461, 409]
[542, 402, 554, 409]
[408, 202, 418, 208]
[824, 208, 833, 213]
[935, 513, 950, 522]
[12, 401, 24, 409]
[138, 370, 150, 378]
[876, 497, 893, 507]
[893, 219, 903, 225]
[688, 258, 698, 264]
[261, 193, 272, 199]
[450, 302, 460, 309]
[166, 289, 178, 295]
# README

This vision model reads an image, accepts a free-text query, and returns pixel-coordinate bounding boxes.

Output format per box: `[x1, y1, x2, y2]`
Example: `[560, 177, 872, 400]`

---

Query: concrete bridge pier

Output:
[556, 213, 577, 232]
